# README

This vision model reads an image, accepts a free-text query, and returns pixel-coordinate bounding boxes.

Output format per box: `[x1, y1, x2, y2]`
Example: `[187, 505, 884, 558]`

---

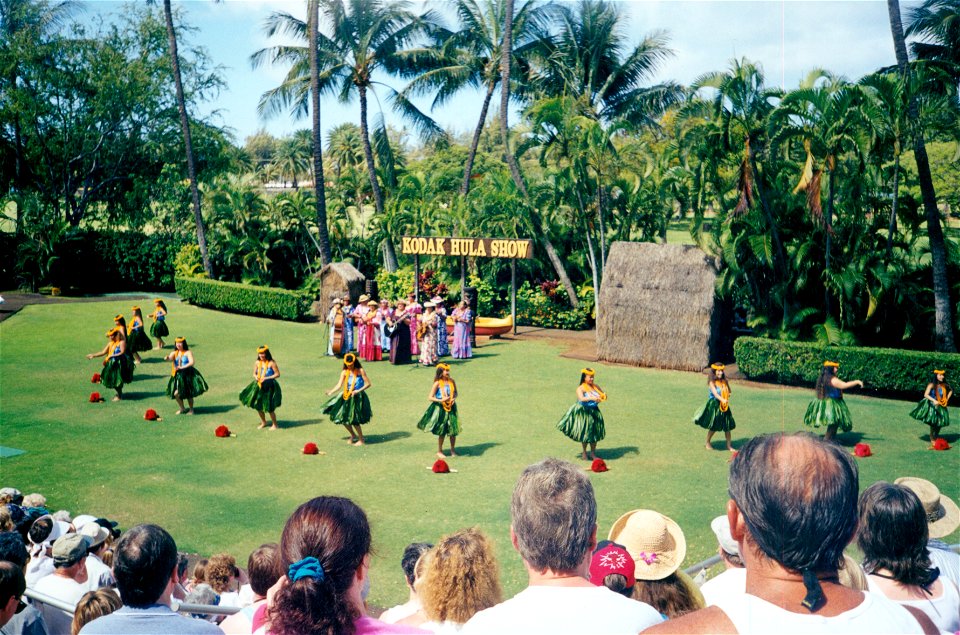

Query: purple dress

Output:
[436, 306, 449, 357]
[452, 308, 472, 359]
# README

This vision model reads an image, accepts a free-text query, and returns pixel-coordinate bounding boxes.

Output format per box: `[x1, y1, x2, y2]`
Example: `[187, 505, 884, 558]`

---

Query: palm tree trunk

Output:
[358, 84, 398, 271]
[499, 0, 578, 307]
[308, 0, 332, 266]
[576, 189, 601, 314]
[162, 0, 213, 278]
[595, 178, 606, 276]
[748, 150, 789, 324]
[825, 166, 834, 318]
[461, 81, 496, 196]
[885, 152, 900, 260]
[888, 0, 955, 352]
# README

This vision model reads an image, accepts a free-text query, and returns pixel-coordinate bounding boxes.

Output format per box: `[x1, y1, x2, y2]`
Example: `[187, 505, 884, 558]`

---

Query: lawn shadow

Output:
[707, 439, 739, 452]
[123, 391, 168, 400]
[925, 432, 958, 443]
[194, 404, 239, 415]
[363, 431, 412, 445]
[281, 418, 325, 429]
[834, 432, 867, 446]
[598, 445, 639, 460]
[453, 441, 500, 457]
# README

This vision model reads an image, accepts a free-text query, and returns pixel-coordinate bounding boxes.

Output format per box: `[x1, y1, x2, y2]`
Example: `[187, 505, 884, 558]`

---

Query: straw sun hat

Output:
[894, 477, 960, 539]
[608, 509, 686, 581]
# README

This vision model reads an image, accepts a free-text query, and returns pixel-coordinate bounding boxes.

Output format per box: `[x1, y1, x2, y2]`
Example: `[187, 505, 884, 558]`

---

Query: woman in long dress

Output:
[418, 303, 438, 367]
[433, 296, 450, 357]
[692, 363, 736, 451]
[377, 299, 393, 354]
[388, 300, 411, 365]
[803, 361, 863, 441]
[322, 353, 372, 446]
[556, 368, 606, 460]
[341, 296, 355, 354]
[353, 295, 371, 356]
[451, 301, 473, 359]
[417, 363, 459, 458]
[909, 369, 952, 442]
[406, 293, 422, 356]
[325, 298, 342, 357]
[238, 345, 282, 430]
[360, 300, 382, 362]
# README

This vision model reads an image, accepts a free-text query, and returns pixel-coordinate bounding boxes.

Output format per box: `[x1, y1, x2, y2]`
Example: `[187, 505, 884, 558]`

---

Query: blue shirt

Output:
[79, 604, 222, 634]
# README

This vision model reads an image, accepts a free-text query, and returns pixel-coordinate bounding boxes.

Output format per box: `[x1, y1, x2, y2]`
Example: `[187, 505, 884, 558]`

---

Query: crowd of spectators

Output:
[2, 432, 958, 635]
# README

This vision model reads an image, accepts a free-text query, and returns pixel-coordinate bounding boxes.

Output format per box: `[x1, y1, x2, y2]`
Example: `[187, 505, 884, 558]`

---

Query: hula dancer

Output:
[910, 369, 952, 442]
[418, 363, 459, 458]
[322, 352, 373, 446]
[148, 299, 169, 349]
[803, 361, 864, 441]
[127, 306, 152, 363]
[164, 337, 208, 415]
[693, 363, 736, 451]
[556, 368, 606, 460]
[239, 345, 282, 430]
[112, 314, 135, 383]
[87, 327, 131, 401]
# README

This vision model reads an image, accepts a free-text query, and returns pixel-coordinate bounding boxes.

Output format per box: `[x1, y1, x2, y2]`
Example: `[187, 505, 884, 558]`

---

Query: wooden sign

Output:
[401, 236, 534, 259]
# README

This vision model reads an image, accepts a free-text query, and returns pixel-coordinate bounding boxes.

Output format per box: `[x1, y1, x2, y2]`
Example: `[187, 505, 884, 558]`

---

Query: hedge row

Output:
[734, 336, 960, 397]
[175, 276, 313, 321]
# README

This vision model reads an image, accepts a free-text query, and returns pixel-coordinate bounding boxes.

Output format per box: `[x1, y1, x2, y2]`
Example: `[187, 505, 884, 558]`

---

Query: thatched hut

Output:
[316, 262, 365, 317]
[597, 242, 727, 372]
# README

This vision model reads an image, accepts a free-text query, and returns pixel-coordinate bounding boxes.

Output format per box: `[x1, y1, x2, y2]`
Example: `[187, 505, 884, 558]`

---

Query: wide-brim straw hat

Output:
[894, 477, 960, 538]
[358, 294, 370, 303]
[608, 509, 686, 581]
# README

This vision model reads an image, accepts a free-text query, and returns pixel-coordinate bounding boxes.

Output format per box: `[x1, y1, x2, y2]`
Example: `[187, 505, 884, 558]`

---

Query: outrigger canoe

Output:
[445, 315, 513, 336]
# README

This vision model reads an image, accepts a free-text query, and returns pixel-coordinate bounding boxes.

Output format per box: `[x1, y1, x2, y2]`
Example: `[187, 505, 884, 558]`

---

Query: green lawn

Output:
[1, 300, 957, 608]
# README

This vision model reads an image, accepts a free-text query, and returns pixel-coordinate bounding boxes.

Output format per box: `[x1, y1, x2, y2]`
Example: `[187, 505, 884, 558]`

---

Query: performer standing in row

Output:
[388, 300, 411, 365]
[910, 369, 952, 442]
[407, 293, 422, 356]
[418, 363, 459, 458]
[149, 299, 169, 350]
[127, 306, 152, 364]
[87, 328, 130, 401]
[325, 298, 342, 357]
[360, 300, 382, 362]
[239, 345, 281, 430]
[322, 352, 372, 446]
[692, 363, 736, 451]
[112, 314, 135, 383]
[556, 368, 606, 460]
[804, 361, 863, 441]
[451, 301, 472, 359]
[377, 299, 393, 354]
[418, 302, 438, 367]
[353, 295, 371, 357]
[165, 337, 208, 415]
[341, 296, 355, 354]
[433, 296, 449, 357]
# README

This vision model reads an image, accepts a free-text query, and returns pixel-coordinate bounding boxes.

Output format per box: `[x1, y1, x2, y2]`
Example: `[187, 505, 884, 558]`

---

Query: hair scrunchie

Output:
[288, 556, 325, 583]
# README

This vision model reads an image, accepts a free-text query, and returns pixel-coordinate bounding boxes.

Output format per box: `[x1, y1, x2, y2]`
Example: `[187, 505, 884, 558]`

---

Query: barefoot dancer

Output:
[804, 361, 863, 441]
[127, 306, 152, 363]
[910, 369, 952, 442]
[556, 368, 606, 460]
[322, 352, 373, 446]
[693, 363, 736, 451]
[239, 345, 281, 430]
[148, 299, 169, 349]
[165, 337, 208, 415]
[87, 328, 130, 401]
[418, 363, 459, 458]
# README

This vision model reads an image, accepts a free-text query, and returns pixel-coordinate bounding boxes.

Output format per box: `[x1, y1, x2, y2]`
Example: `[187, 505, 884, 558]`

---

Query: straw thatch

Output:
[316, 262, 366, 317]
[597, 242, 725, 372]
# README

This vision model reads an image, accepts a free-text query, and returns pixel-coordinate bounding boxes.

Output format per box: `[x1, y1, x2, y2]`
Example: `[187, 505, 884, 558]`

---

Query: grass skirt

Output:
[128, 328, 152, 353]
[417, 402, 460, 436]
[150, 320, 169, 338]
[693, 399, 736, 432]
[167, 367, 209, 400]
[909, 400, 950, 429]
[239, 379, 282, 412]
[100, 357, 128, 390]
[804, 397, 853, 431]
[556, 403, 605, 443]
[322, 391, 373, 426]
[119, 354, 134, 384]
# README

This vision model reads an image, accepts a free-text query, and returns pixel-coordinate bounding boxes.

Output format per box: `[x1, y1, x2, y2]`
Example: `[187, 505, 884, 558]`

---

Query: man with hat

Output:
[33, 533, 90, 635]
[80, 522, 115, 591]
[895, 476, 960, 590]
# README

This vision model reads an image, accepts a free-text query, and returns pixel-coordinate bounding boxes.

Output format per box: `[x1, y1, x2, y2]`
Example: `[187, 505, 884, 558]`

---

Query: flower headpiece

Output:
[132, 306, 140, 311]
[106, 327, 122, 337]
[114, 314, 124, 321]
[581, 368, 595, 376]
[437, 363, 451, 371]
[257, 345, 269, 354]
[344, 353, 357, 367]
[823, 361, 839, 367]
[154, 298, 163, 304]
[710, 363, 725, 371]
[933, 369, 945, 375]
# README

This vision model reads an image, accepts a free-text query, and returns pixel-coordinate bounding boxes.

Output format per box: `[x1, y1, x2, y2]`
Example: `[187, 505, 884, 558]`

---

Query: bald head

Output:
[729, 433, 858, 574]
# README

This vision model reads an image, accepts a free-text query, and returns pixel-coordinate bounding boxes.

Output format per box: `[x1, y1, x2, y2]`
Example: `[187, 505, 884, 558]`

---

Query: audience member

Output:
[183, 583, 220, 623]
[0, 508, 16, 533]
[50, 512, 72, 525]
[0, 530, 48, 635]
[698, 515, 745, 606]
[857, 481, 960, 633]
[78, 523, 221, 634]
[33, 534, 90, 635]
[219, 543, 281, 635]
[70, 590, 121, 635]
[895, 476, 960, 590]
[205, 553, 241, 607]
[379, 543, 433, 624]
[462, 458, 663, 634]
[78, 524, 114, 591]
[25, 516, 67, 587]
[187, 559, 208, 594]
[0, 490, 23, 507]
[265, 496, 427, 635]
[0, 561, 27, 630]
[20, 496, 46, 512]
[645, 432, 938, 634]
[608, 509, 704, 618]
[172, 553, 190, 602]
[837, 555, 869, 591]
[588, 541, 636, 598]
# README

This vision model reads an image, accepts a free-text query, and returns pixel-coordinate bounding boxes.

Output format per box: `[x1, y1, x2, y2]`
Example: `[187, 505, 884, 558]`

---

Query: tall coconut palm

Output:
[307, 0, 332, 264]
[888, 0, 956, 351]
[906, 0, 960, 86]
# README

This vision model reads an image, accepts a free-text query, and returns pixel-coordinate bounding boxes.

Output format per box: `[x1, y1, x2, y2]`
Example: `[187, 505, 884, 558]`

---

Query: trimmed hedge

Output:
[175, 276, 313, 321]
[734, 336, 960, 399]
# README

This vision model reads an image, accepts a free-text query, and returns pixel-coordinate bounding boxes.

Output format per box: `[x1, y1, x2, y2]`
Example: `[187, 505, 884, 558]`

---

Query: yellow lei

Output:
[256, 360, 270, 387]
[171, 350, 186, 377]
[343, 370, 360, 400]
[936, 385, 949, 407]
[580, 383, 606, 402]
[438, 379, 455, 412]
[718, 381, 731, 412]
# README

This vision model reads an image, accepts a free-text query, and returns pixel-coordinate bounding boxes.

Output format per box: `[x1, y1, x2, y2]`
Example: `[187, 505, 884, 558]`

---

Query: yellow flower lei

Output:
[936, 385, 948, 407]
[343, 370, 360, 400]
[438, 379, 455, 412]
[580, 383, 606, 402]
[171, 350, 185, 377]
[718, 381, 730, 412]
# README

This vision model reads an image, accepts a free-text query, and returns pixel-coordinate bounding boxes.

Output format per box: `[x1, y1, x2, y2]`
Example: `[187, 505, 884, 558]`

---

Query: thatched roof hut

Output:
[316, 262, 365, 317]
[597, 242, 724, 372]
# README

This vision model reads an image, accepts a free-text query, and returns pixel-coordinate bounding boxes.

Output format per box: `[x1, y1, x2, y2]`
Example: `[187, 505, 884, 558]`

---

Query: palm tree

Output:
[159, 0, 213, 277]
[307, 0, 332, 265]
[906, 0, 960, 86]
[270, 134, 311, 188]
[888, 0, 956, 351]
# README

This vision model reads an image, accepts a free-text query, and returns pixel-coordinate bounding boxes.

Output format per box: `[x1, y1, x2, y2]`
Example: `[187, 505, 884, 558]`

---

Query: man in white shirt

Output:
[33, 534, 90, 635]
[463, 458, 663, 634]
[79, 522, 115, 591]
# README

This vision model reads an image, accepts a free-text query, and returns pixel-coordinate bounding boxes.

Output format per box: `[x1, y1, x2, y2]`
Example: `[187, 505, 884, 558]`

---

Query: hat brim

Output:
[608, 509, 686, 581]
[928, 495, 960, 539]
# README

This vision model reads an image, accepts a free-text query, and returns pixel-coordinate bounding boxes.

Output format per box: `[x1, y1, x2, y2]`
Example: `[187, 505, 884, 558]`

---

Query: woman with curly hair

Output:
[399, 528, 502, 633]
[322, 353, 373, 446]
[239, 345, 282, 430]
[205, 553, 241, 608]
[803, 361, 863, 441]
[909, 369, 952, 442]
[165, 337, 208, 415]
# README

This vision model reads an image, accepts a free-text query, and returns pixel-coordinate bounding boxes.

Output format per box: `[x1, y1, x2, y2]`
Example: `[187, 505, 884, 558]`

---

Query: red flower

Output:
[432, 459, 450, 473]
[214, 425, 234, 438]
[853, 443, 872, 457]
[144, 409, 160, 421]
[590, 458, 608, 473]
[89, 392, 103, 403]
[932, 438, 951, 451]
[303, 442, 319, 455]
[91, 373, 101, 383]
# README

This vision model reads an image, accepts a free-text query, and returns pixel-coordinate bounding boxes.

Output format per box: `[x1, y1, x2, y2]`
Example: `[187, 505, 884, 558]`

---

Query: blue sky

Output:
[82, 0, 910, 147]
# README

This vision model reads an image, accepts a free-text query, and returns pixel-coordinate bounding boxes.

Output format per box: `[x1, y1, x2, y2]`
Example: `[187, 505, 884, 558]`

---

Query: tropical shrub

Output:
[515, 281, 592, 330]
[376, 268, 416, 301]
[175, 276, 313, 321]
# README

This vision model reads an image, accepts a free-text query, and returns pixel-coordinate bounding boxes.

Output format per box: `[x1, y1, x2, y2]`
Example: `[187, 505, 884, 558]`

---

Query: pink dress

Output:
[407, 302, 422, 355]
[360, 311, 382, 361]
[353, 305, 369, 354]
[418, 315, 438, 366]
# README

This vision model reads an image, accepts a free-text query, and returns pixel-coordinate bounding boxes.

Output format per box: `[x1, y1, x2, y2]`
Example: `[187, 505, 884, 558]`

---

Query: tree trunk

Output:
[748, 150, 789, 325]
[576, 189, 601, 314]
[596, 175, 607, 276]
[887, 0, 956, 351]
[163, 0, 213, 278]
[358, 84, 398, 271]
[309, 0, 332, 265]
[885, 152, 900, 260]
[499, 0, 578, 307]
[461, 81, 496, 196]
[825, 164, 834, 319]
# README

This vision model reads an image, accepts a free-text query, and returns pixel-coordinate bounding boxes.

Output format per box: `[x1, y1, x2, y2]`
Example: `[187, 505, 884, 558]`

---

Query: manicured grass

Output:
[1, 300, 957, 608]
